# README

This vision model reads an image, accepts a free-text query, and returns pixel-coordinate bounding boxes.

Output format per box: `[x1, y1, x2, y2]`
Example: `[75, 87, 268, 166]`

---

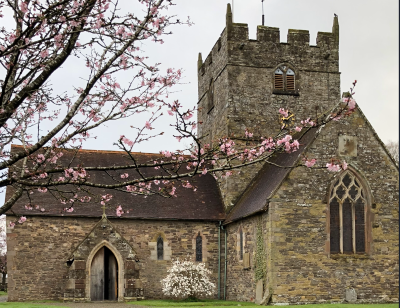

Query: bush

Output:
[161, 259, 216, 300]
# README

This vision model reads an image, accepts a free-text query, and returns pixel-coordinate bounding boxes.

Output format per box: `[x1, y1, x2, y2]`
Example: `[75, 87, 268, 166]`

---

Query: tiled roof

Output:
[224, 127, 319, 224]
[6, 146, 225, 221]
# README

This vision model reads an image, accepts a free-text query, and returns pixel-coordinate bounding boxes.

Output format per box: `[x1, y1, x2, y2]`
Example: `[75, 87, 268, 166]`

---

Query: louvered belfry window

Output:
[274, 66, 296, 92]
[196, 233, 202, 262]
[329, 171, 366, 254]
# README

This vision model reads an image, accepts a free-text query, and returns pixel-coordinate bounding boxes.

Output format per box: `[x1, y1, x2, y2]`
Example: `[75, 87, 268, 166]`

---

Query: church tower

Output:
[197, 4, 341, 210]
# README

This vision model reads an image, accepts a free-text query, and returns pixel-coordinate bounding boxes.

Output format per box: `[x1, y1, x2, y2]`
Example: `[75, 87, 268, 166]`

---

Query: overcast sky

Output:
[2, 0, 399, 153]
[124, 0, 398, 153]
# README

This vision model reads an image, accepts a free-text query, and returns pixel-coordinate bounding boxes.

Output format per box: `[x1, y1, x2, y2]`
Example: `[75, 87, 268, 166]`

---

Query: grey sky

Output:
[131, 0, 398, 153]
[2, 0, 399, 153]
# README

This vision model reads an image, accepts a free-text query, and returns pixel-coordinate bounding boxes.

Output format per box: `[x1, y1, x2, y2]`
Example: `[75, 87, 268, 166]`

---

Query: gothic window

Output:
[274, 65, 297, 94]
[157, 236, 163, 260]
[329, 170, 368, 254]
[207, 78, 214, 113]
[196, 233, 202, 262]
[239, 229, 244, 261]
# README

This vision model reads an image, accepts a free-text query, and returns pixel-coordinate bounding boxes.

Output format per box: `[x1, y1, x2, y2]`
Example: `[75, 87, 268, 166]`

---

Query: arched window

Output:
[329, 170, 368, 254]
[239, 229, 244, 261]
[274, 65, 296, 93]
[196, 233, 202, 262]
[157, 236, 163, 260]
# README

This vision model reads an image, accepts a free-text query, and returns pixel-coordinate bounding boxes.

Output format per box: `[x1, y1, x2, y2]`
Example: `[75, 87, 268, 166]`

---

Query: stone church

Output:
[6, 4, 399, 304]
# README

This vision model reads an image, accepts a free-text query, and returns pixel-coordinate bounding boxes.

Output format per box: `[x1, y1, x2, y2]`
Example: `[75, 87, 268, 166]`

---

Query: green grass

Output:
[294, 305, 398, 308]
[0, 292, 6, 297]
[127, 301, 398, 308]
[128, 299, 256, 307]
[0, 304, 69, 308]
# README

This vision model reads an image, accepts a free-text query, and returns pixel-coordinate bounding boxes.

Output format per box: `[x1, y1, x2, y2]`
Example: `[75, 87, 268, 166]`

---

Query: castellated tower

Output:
[197, 4, 341, 211]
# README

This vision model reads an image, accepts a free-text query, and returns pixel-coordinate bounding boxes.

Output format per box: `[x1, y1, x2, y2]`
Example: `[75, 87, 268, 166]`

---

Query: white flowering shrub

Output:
[161, 259, 216, 299]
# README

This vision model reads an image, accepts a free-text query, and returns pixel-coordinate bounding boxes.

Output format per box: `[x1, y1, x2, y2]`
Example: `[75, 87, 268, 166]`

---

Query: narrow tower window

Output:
[329, 171, 368, 254]
[157, 236, 164, 260]
[196, 233, 202, 262]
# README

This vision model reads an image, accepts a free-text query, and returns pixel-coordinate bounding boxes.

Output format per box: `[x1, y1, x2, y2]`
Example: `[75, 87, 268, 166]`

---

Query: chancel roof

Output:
[6, 145, 226, 221]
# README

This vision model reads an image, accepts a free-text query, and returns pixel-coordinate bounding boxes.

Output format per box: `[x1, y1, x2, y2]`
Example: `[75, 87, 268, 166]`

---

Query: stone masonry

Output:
[6, 216, 220, 301]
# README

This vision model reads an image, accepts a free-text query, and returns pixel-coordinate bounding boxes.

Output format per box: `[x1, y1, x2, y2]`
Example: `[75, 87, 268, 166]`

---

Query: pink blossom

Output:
[9, 222, 15, 229]
[169, 187, 177, 196]
[120, 173, 129, 179]
[37, 154, 45, 163]
[154, 180, 160, 185]
[279, 108, 289, 117]
[295, 127, 302, 132]
[38, 187, 48, 193]
[342, 160, 348, 170]
[304, 159, 317, 168]
[167, 110, 174, 116]
[162, 150, 172, 157]
[326, 163, 341, 172]
[145, 121, 152, 129]
[18, 216, 27, 224]
[202, 168, 208, 175]
[348, 99, 356, 110]
[116, 205, 124, 217]
[20, 1, 28, 13]
[65, 207, 74, 213]
[40, 50, 49, 58]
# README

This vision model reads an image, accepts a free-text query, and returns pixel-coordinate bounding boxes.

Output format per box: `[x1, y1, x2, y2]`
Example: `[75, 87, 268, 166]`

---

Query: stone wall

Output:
[224, 214, 268, 303]
[197, 15, 341, 210]
[264, 109, 399, 304]
[6, 216, 221, 301]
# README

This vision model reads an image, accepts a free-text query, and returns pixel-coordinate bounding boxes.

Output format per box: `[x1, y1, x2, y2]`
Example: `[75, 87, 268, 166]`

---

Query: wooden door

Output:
[107, 251, 118, 300]
[90, 247, 104, 301]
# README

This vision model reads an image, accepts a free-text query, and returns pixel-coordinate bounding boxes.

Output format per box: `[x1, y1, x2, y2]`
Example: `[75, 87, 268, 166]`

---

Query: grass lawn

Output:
[0, 292, 6, 297]
[0, 304, 69, 308]
[128, 300, 256, 307]
[127, 301, 399, 308]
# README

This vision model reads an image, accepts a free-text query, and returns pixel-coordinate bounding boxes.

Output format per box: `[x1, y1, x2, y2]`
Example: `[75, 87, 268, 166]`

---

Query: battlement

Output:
[197, 4, 339, 75]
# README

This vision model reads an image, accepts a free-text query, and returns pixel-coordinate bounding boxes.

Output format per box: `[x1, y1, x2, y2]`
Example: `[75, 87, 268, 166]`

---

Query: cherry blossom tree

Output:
[0, 0, 357, 222]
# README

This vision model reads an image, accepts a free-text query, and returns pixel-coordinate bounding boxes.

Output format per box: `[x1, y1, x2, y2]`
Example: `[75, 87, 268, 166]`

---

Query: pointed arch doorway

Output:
[90, 246, 118, 301]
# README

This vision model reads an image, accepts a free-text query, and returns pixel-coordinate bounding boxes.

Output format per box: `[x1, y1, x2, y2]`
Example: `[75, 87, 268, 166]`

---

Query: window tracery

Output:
[329, 170, 368, 254]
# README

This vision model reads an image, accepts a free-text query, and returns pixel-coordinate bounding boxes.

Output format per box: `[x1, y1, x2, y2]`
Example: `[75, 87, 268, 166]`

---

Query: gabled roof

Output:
[224, 127, 319, 224]
[7, 145, 226, 221]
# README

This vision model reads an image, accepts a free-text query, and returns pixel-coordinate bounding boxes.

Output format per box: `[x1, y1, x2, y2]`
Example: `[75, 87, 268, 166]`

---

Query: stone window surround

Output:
[237, 226, 245, 261]
[149, 233, 171, 261]
[272, 63, 299, 96]
[326, 166, 373, 257]
[192, 231, 209, 262]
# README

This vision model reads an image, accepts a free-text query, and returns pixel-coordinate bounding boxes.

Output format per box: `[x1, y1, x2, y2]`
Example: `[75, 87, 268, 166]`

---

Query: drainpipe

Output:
[224, 225, 227, 300]
[218, 221, 222, 300]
